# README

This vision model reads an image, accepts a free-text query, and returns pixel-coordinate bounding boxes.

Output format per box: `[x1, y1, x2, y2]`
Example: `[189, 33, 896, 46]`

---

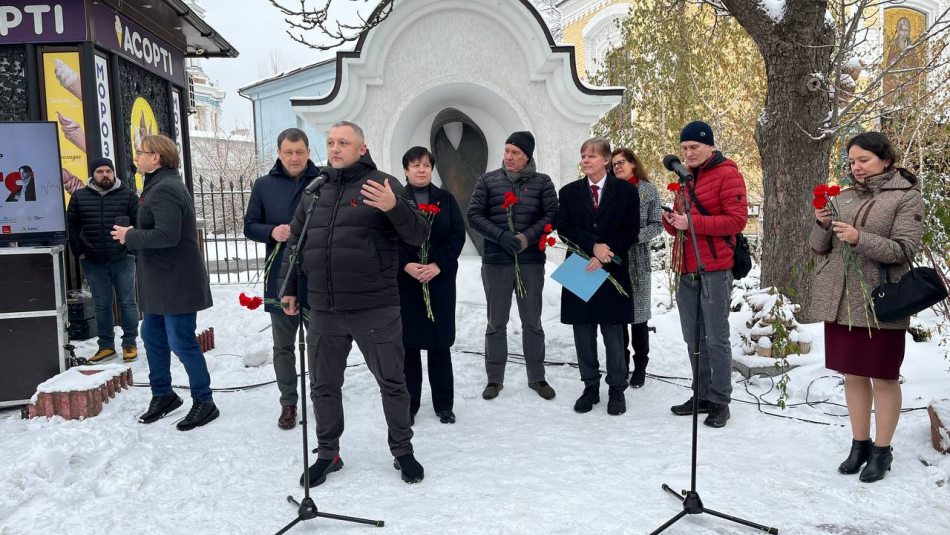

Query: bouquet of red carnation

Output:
[417, 202, 441, 321]
[502, 191, 527, 297]
[812, 182, 877, 331]
[539, 224, 629, 297]
[665, 183, 686, 290]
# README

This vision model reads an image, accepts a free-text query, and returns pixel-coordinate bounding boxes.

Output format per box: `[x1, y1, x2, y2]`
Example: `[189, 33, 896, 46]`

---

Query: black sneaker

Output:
[138, 393, 183, 424]
[607, 387, 626, 415]
[573, 384, 600, 413]
[176, 400, 220, 431]
[437, 410, 456, 424]
[528, 381, 556, 400]
[703, 403, 730, 428]
[393, 453, 425, 483]
[299, 455, 344, 487]
[670, 397, 713, 416]
[481, 383, 503, 400]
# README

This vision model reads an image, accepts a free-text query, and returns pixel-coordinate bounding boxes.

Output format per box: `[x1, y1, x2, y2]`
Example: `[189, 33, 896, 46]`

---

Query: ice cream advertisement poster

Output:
[42, 51, 87, 205]
[130, 97, 158, 192]
[0, 122, 68, 238]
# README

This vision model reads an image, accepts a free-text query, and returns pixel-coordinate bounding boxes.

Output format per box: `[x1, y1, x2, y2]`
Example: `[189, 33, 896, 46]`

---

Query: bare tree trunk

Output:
[722, 0, 834, 315]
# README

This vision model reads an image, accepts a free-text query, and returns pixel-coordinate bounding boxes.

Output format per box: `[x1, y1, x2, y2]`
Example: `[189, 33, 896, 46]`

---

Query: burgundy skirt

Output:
[824, 322, 906, 380]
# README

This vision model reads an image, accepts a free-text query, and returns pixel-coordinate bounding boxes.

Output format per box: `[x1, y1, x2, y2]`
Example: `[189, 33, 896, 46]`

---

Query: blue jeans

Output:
[80, 256, 139, 350]
[141, 312, 213, 402]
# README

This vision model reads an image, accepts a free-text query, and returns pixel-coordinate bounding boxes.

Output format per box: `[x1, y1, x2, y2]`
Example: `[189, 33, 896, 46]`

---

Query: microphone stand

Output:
[274, 182, 384, 534]
[651, 174, 777, 535]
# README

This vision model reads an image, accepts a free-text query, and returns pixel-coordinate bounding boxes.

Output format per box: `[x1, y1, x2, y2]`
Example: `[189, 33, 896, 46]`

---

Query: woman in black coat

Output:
[397, 147, 466, 424]
[557, 138, 639, 416]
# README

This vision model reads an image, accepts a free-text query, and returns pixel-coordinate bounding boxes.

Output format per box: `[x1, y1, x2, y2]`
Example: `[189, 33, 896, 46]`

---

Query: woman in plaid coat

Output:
[611, 148, 664, 387]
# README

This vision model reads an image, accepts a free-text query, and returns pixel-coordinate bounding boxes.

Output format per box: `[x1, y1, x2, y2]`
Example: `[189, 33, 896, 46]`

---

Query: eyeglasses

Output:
[137, 150, 155, 156]
[612, 159, 628, 168]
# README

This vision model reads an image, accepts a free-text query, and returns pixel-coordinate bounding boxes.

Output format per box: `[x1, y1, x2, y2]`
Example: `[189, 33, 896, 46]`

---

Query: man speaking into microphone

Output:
[280, 121, 429, 486]
[662, 121, 747, 429]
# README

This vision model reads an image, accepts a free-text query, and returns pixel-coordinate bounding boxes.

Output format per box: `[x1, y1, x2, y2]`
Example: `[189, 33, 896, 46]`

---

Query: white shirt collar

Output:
[587, 174, 607, 193]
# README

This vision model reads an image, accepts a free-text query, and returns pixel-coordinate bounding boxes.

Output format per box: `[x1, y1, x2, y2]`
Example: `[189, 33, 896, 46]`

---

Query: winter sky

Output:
[196, 0, 368, 129]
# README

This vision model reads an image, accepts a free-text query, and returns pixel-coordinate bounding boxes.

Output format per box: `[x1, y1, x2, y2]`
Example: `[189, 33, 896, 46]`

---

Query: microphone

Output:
[662, 155, 693, 182]
[304, 167, 335, 195]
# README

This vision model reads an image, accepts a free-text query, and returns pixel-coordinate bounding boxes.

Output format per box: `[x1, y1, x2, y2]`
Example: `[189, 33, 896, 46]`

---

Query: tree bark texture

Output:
[721, 0, 835, 314]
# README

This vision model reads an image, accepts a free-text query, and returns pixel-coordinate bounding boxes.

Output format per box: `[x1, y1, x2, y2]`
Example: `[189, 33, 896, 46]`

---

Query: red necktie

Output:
[590, 184, 600, 210]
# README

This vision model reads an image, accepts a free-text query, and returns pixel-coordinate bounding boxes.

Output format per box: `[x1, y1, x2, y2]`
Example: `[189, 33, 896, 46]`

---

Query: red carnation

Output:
[543, 223, 553, 233]
[812, 196, 828, 209]
[667, 182, 680, 192]
[827, 185, 841, 197]
[502, 191, 519, 209]
[813, 184, 828, 198]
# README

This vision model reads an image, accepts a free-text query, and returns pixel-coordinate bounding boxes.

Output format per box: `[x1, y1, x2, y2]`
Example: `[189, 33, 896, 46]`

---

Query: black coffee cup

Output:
[115, 216, 130, 227]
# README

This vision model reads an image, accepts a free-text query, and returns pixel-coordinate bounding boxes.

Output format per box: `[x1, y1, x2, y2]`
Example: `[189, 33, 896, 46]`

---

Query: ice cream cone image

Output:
[61, 168, 85, 194]
[57, 111, 87, 152]
[53, 59, 82, 100]
[114, 16, 123, 47]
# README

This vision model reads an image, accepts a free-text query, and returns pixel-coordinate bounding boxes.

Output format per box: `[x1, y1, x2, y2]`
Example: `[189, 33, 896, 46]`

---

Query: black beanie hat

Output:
[88, 157, 115, 176]
[679, 121, 715, 146]
[505, 131, 535, 160]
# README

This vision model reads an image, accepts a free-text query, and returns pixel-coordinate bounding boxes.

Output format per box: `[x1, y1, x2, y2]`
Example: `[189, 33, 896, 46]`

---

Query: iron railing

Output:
[193, 175, 266, 284]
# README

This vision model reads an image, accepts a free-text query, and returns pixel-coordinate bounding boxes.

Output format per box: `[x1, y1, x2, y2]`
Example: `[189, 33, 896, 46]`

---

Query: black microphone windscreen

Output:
[662, 155, 680, 172]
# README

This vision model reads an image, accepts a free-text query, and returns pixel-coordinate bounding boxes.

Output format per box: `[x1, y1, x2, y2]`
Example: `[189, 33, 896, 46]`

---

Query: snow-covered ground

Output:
[2, 258, 948, 534]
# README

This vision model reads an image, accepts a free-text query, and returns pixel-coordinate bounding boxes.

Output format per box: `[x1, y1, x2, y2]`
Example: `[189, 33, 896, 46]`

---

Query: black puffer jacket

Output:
[280, 151, 429, 312]
[466, 162, 559, 264]
[66, 181, 138, 263]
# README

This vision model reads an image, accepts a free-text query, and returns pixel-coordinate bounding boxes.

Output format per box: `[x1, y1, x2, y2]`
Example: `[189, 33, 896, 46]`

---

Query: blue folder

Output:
[551, 253, 608, 302]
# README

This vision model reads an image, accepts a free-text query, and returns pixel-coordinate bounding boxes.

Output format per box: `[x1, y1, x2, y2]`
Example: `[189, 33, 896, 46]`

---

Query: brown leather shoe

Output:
[278, 405, 297, 430]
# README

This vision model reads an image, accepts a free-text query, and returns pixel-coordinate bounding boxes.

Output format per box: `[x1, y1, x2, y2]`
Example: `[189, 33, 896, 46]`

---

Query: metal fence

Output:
[192, 175, 266, 284]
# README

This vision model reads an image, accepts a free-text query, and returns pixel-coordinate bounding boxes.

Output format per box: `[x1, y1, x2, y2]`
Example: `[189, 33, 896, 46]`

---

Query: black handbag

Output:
[871, 242, 948, 322]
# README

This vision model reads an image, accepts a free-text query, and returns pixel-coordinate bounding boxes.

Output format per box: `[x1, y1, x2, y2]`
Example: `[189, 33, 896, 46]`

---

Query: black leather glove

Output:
[498, 231, 523, 255]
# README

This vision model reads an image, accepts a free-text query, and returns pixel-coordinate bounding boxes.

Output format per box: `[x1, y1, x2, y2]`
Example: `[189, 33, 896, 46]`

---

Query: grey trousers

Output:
[676, 270, 734, 405]
[270, 311, 302, 406]
[307, 306, 413, 459]
[481, 263, 546, 384]
[573, 323, 628, 390]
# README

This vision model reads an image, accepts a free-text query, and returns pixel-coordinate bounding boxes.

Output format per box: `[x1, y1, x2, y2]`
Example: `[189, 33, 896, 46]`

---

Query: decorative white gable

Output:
[290, 0, 622, 190]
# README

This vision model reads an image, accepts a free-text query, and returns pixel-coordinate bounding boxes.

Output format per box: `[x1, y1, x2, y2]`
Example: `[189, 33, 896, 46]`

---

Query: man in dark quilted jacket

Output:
[662, 121, 748, 428]
[467, 131, 559, 402]
[66, 157, 140, 363]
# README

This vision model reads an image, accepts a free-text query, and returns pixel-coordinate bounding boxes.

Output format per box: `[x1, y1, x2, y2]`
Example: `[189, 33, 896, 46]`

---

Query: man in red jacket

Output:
[663, 121, 748, 428]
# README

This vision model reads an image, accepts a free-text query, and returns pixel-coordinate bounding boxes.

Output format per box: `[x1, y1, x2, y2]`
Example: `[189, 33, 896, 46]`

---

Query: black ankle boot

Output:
[838, 439, 873, 474]
[859, 445, 893, 483]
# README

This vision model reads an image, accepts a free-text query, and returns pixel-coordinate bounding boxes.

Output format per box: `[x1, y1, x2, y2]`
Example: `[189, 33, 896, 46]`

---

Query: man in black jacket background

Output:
[244, 128, 317, 431]
[66, 157, 139, 363]
[280, 121, 429, 485]
[467, 131, 559, 401]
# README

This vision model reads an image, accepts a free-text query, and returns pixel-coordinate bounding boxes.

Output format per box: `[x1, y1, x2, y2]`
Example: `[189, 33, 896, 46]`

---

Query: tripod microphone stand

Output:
[274, 179, 384, 534]
[651, 173, 777, 535]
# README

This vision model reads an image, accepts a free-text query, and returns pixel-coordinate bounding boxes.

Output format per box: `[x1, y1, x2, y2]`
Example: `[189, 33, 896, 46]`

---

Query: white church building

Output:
[239, 0, 622, 199]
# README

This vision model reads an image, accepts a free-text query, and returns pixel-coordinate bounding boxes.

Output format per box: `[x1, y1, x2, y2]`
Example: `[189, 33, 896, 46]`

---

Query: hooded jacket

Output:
[808, 168, 925, 330]
[66, 178, 138, 263]
[662, 151, 748, 273]
[279, 151, 429, 312]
